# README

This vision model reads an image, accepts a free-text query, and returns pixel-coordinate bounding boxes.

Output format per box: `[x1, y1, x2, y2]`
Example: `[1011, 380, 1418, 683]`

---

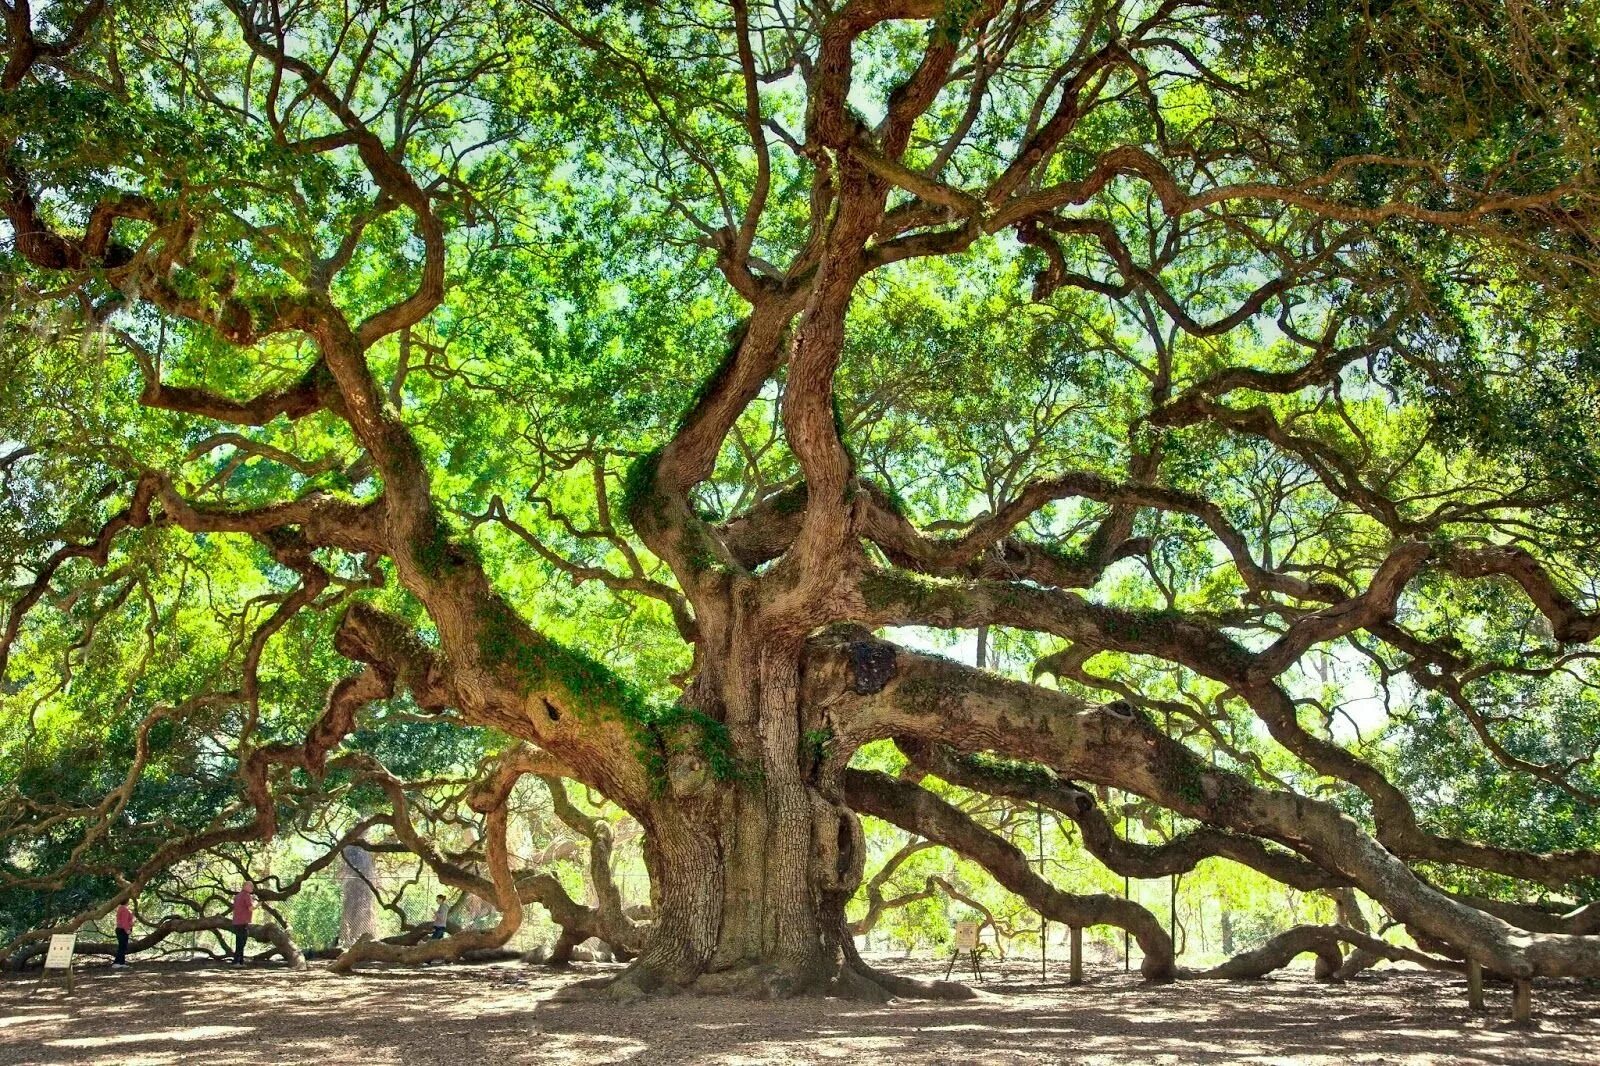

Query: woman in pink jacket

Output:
[113, 902, 133, 967]
[229, 882, 253, 964]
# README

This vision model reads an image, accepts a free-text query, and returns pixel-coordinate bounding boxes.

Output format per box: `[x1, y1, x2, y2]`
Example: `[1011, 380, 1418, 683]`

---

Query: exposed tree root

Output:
[550, 945, 977, 1003]
[841, 938, 977, 1001]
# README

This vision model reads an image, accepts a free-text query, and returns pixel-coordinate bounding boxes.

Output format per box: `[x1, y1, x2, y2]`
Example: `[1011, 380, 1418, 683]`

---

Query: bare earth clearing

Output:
[2, 958, 1597, 1065]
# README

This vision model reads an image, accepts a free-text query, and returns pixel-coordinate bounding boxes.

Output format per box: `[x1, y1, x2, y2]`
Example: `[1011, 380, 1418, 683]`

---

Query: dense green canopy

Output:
[3, 0, 1599, 994]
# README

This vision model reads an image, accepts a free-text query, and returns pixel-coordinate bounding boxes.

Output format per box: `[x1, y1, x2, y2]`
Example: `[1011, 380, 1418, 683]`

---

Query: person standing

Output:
[113, 902, 133, 967]
[230, 882, 253, 965]
[431, 893, 449, 939]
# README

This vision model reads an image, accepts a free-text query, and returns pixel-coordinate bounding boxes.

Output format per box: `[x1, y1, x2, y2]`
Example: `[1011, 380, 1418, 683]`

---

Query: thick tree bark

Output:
[842, 768, 1175, 979]
[610, 766, 868, 996]
[802, 629, 1600, 981]
[609, 784, 971, 1001]
[567, 625, 965, 1000]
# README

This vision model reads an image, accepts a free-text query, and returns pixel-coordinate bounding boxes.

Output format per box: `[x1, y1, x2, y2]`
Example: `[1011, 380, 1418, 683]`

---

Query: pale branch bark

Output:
[1448, 895, 1600, 937]
[841, 767, 1176, 980]
[896, 739, 1345, 892]
[803, 629, 1600, 979]
[1193, 924, 1457, 980]
[855, 566, 1600, 886]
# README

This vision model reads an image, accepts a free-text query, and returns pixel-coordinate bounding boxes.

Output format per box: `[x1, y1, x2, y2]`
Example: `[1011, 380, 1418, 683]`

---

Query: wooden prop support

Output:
[943, 946, 985, 983]
[1069, 926, 1083, 986]
[1512, 978, 1533, 1026]
[1466, 960, 1484, 1011]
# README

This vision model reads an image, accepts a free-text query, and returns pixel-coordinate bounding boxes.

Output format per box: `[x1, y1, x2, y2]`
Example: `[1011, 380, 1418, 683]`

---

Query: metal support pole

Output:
[1037, 803, 1047, 979]
[1169, 872, 1177, 952]
[1123, 798, 1131, 973]
[1165, 708, 1177, 956]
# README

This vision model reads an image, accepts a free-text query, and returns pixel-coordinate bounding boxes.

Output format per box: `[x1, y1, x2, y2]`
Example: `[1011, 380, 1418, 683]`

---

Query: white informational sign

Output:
[954, 921, 979, 951]
[43, 934, 76, 970]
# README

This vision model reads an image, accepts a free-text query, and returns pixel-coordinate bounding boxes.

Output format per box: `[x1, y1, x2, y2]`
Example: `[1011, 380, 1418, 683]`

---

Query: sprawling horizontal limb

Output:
[857, 568, 1600, 886]
[895, 739, 1344, 892]
[43, 916, 306, 970]
[841, 767, 1175, 979]
[805, 630, 1600, 979]
[1195, 924, 1457, 981]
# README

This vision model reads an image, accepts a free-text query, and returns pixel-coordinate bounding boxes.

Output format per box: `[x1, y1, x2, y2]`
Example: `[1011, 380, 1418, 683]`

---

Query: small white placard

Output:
[43, 934, 76, 970]
[954, 921, 979, 951]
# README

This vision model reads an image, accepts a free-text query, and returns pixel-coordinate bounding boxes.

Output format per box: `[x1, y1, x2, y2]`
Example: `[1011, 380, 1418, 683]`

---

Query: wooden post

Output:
[1512, 978, 1533, 1025]
[1466, 960, 1484, 1011]
[1069, 926, 1083, 986]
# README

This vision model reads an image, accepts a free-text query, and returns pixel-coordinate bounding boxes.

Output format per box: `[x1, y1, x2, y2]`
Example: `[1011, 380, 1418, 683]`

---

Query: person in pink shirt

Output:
[229, 882, 253, 965]
[113, 902, 133, 967]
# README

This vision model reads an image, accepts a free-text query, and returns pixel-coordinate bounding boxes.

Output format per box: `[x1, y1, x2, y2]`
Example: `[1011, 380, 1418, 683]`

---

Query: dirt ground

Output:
[2, 956, 1596, 1065]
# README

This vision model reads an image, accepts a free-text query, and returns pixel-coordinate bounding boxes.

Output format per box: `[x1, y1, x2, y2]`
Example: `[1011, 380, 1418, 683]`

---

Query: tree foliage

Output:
[3, 0, 1600, 994]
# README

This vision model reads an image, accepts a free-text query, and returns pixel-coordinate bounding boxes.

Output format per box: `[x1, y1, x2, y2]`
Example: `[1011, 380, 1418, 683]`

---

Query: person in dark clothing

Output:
[230, 882, 253, 964]
[113, 902, 133, 967]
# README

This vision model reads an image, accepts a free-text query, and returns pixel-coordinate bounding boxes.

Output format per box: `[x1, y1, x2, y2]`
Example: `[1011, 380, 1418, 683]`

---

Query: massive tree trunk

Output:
[620, 783, 955, 1000]
[600, 626, 910, 1000]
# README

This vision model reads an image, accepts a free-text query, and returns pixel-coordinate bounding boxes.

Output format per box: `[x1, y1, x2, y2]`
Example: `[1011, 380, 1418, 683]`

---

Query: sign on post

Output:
[946, 921, 985, 982]
[41, 933, 76, 992]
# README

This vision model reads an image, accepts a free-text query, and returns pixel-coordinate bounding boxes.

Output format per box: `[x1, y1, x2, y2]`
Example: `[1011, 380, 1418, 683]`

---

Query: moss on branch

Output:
[474, 600, 739, 789]
[619, 447, 666, 531]
[413, 512, 481, 578]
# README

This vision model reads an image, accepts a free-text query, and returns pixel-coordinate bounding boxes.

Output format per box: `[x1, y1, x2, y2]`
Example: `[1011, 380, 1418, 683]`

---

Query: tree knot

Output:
[847, 639, 897, 695]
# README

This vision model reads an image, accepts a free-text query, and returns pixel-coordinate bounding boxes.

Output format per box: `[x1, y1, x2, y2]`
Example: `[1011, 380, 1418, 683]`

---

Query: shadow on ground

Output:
[2, 956, 1596, 1064]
